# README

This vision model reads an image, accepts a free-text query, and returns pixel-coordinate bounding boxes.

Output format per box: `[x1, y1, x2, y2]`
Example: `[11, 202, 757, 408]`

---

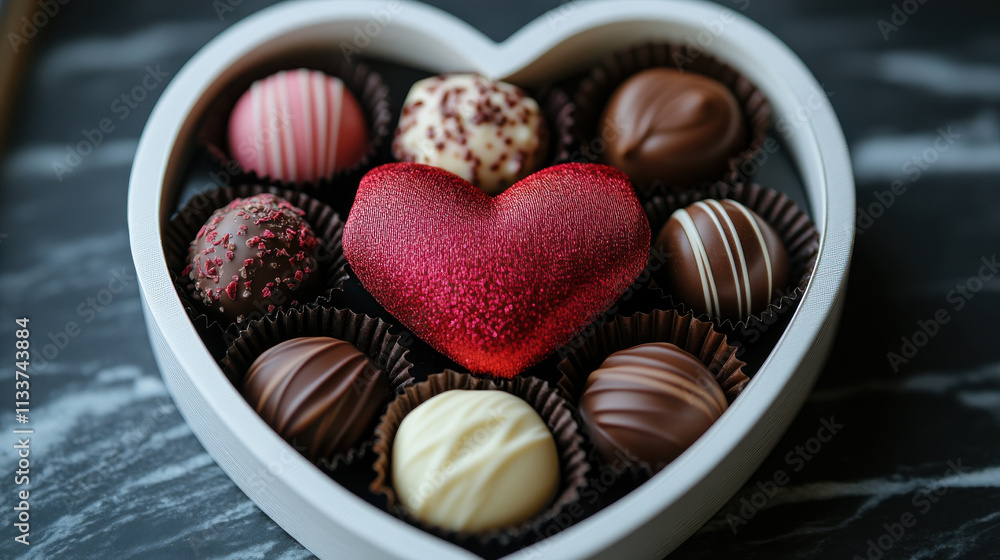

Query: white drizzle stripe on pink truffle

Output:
[276, 72, 298, 183]
[296, 70, 314, 181]
[264, 76, 283, 180]
[310, 70, 328, 180]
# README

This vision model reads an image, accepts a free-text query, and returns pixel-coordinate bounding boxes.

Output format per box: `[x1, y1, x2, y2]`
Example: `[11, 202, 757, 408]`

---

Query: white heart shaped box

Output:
[127, 1, 854, 557]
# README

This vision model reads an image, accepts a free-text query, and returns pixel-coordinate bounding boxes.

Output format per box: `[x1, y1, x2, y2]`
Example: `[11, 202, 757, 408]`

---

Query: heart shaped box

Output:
[127, 1, 855, 558]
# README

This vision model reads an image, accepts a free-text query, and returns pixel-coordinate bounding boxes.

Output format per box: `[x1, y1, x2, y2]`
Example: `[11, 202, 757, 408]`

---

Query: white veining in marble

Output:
[2, 138, 139, 181]
[0, 365, 165, 459]
[38, 21, 223, 84]
[955, 391, 1000, 421]
[4, 1, 998, 558]
[0, 230, 130, 302]
[699, 465, 1000, 542]
[850, 110, 1000, 182]
[872, 51, 1000, 98]
[809, 362, 1000, 402]
[909, 511, 1000, 560]
[5, 356, 297, 559]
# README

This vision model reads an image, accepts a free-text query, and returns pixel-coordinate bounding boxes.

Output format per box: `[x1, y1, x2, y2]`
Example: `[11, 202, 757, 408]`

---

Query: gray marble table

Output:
[1, 0, 999, 558]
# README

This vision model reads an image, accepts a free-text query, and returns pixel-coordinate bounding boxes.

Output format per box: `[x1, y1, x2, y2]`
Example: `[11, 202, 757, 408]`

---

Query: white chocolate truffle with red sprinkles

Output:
[391, 74, 548, 195]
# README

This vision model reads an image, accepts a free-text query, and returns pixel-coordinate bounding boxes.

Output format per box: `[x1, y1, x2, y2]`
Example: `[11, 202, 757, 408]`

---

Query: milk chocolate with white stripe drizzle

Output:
[227, 68, 369, 183]
[656, 199, 789, 323]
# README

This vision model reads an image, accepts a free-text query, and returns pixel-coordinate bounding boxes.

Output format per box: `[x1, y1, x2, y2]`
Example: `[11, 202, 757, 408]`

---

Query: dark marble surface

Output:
[2, 0, 999, 558]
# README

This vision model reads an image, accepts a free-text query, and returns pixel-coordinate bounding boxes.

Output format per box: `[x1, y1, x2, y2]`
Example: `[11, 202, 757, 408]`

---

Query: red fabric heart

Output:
[343, 162, 650, 378]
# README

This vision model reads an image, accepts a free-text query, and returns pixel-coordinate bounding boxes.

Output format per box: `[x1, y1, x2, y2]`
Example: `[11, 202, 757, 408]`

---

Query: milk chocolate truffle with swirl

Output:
[656, 198, 789, 323]
[579, 342, 728, 469]
[242, 336, 389, 460]
[600, 68, 748, 187]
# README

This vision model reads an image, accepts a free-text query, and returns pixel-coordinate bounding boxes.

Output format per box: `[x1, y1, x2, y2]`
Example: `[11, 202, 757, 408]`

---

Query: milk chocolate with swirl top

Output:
[579, 342, 727, 469]
[600, 68, 748, 186]
[242, 336, 388, 460]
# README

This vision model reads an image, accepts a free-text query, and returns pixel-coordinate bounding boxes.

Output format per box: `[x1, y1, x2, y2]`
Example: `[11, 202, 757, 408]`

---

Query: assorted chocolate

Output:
[580, 342, 728, 469]
[184, 193, 321, 324]
[170, 41, 813, 550]
[392, 74, 548, 195]
[655, 198, 789, 323]
[242, 336, 388, 461]
[227, 68, 369, 183]
[600, 68, 748, 187]
[390, 389, 559, 531]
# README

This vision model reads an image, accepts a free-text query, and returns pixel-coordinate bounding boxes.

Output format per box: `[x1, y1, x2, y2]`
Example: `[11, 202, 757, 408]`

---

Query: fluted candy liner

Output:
[370, 370, 591, 555]
[220, 305, 415, 470]
[537, 85, 577, 166]
[556, 308, 747, 480]
[568, 41, 771, 195]
[197, 54, 392, 211]
[643, 182, 820, 340]
[557, 308, 747, 403]
[164, 184, 349, 353]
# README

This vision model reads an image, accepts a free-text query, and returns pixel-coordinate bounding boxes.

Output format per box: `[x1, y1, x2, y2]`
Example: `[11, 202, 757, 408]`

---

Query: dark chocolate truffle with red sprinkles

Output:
[185, 193, 321, 324]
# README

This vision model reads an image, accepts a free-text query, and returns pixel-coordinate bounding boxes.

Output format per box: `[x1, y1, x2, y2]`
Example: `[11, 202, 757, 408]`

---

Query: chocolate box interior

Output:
[165, 46, 814, 559]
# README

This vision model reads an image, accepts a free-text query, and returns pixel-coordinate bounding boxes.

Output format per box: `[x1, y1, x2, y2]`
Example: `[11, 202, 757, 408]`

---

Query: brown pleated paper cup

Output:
[643, 182, 820, 338]
[221, 305, 414, 469]
[370, 370, 590, 553]
[568, 41, 771, 194]
[538, 85, 576, 166]
[556, 308, 747, 480]
[557, 308, 747, 403]
[197, 54, 392, 209]
[164, 184, 349, 350]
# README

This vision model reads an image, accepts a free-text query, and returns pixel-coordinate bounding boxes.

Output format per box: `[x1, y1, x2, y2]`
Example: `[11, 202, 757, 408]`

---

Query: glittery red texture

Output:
[343, 162, 651, 378]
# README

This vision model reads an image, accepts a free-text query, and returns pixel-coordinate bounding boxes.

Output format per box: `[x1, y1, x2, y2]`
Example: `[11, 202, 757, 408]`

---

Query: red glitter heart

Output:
[343, 162, 650, 378]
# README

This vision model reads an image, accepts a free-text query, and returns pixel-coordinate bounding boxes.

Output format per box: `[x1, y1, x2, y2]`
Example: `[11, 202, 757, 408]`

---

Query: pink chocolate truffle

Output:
[227, 68, 368, 183]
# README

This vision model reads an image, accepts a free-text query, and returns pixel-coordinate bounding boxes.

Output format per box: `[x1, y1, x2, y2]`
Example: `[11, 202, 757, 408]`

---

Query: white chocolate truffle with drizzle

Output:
[392, 74, 548, 195]
[656, 199, 789, 322]
[390, 390, 559, 532]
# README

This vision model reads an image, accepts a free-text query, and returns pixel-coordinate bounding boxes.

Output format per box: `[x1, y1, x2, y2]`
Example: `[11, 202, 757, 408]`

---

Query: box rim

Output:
[127, 1, 855, 558]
